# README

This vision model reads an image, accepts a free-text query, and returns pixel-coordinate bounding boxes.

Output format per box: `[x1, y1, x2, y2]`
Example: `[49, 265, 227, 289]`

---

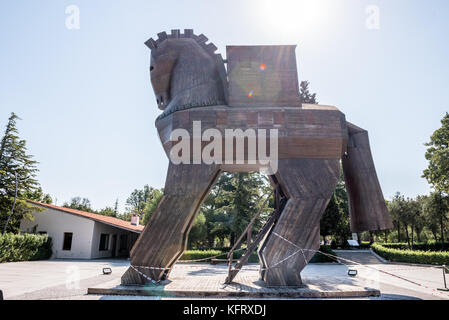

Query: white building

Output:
[20, 201, 144, 259]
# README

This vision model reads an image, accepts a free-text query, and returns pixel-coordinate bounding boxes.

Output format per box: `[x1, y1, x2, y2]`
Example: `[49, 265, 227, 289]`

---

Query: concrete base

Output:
[88, 282, 380, 298]
[88, 263, 380, 299]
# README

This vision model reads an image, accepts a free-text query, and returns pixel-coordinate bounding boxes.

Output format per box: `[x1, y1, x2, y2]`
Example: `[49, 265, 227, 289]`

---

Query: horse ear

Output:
[145, 38, 157, 50]
[157, 31, 168, 42]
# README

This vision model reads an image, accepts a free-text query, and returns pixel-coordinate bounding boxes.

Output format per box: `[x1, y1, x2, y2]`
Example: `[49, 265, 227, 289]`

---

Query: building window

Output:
[63, 232, 73, 251]
[99, 233, 109, 251]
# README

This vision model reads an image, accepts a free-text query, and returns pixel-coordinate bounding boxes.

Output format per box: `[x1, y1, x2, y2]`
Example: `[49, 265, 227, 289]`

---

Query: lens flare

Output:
[248, 90, 253, 98]
[259, 63, 266, 71]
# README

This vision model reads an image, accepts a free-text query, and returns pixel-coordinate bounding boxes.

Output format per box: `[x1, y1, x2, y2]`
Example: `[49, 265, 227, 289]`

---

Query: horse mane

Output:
[145, 29, 228, 118]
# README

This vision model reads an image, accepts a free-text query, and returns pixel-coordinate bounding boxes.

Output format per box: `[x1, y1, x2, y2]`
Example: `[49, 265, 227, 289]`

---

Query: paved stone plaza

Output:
[0, 251, 448, 300]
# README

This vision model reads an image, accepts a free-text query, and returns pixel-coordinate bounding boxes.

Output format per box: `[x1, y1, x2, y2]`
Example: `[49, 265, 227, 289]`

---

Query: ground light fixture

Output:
[348, 270, 358, 277]
[102, 268, 112, 275]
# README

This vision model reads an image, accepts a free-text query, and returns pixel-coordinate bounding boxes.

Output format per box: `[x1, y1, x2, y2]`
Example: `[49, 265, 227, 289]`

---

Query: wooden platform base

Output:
[88, 279, 379, 299]
[92, 264, 380, 299]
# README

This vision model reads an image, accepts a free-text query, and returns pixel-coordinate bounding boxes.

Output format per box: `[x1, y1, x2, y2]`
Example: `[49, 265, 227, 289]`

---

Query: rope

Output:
[129, 233, 449, 298]
[265, 232, 449, 298]
[130, 265, 160, 284]
[271, 231, 309, 266]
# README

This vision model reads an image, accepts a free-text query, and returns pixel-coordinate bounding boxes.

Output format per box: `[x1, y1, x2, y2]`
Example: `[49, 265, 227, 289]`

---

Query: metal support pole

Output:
[443, 265, 447, 290]
[438, 265, 448, 292]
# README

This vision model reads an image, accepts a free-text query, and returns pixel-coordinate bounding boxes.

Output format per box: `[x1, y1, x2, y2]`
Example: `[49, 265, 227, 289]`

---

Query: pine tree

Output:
[114, 198, 119, 216]
[299, 81, 318, 104]
[208, 172, 270, 246]
[0, 113, 41, 233]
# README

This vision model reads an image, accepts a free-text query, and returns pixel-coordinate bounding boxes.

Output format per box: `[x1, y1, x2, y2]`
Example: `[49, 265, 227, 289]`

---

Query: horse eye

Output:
[150, 66, 154, 71]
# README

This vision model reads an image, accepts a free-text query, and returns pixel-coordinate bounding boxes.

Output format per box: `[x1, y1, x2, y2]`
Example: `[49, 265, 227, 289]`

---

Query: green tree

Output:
[141, 188, 163, 225]
[63, 197, 94, 212]
[423, 113, 449, 194]
[413, 195, 427, 243]
[320, 169, 350, 246]
[406, 197, 422, 248]
[192, 172, 271, 249]
[217, 172, 270, 246]
[24, 186, 52, 204]
[200, 178, 233, 247]
[97, 206, 117, 217]
[299, 80, 318, 104]
[320, 193, 341, 243]
[126, 185, 154, 216]
[422, 191, 448, 249]
[388, 193, 407, 243]
[188, 211, 207, 249]
[0, 113, 41, 233]
[113, 198, 119, 216]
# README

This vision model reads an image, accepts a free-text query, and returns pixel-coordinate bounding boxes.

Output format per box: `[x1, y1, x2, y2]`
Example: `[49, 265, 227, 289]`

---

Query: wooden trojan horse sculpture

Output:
[121, 29, 393, 287]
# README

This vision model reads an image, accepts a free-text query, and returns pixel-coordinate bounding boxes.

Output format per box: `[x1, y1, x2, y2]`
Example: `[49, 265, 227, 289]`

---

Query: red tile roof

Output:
[27, 200, 144, 233]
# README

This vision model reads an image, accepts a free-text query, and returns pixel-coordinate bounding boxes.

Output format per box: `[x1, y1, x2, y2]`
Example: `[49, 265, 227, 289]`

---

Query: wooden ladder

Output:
[225, 177, 287, 284]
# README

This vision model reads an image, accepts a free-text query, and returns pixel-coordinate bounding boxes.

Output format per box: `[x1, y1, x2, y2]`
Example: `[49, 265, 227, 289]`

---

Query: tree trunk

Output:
[397, 222, 401, 242]
[230, 232, 235, 247]
[411, 222, 414, 249]
[441, 213, 445, 250]
[208, 235, 214, 248]
[432, 230, 438, 242]
[405, 224, 410, 248]
[439, 192, 444, 250]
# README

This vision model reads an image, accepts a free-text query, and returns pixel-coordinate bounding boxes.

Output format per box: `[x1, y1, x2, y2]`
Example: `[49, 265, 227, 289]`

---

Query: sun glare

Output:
[261, 0, 329, 37]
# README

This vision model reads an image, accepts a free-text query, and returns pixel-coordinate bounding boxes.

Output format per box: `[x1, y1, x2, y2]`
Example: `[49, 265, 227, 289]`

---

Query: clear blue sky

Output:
[1, 0, 448, 212]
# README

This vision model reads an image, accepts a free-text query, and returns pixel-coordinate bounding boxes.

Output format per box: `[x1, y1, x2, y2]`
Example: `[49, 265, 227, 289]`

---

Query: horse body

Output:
[121, 29, 393, 286]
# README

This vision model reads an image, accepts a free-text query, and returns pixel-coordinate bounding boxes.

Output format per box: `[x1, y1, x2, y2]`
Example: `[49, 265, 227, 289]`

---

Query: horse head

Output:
[145, 29, 228, 117]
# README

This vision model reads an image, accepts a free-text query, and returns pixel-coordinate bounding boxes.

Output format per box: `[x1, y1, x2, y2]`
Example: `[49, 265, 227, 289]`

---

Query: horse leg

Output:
[342, 122, 393, 232]
[258, 159, 340, 286]
[121, 163, 220, 285]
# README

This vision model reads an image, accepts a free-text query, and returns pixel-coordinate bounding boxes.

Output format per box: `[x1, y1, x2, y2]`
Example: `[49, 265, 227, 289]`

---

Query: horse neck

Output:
[168, 51, 226, 110]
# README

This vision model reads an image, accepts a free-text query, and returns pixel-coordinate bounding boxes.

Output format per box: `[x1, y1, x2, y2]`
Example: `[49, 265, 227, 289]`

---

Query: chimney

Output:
[131, 215, 140, 226]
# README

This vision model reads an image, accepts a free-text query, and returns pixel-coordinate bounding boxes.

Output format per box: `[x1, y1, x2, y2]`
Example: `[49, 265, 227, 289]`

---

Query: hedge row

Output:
[180, 245, 337, 264]
[310, 245, 338, 263]
[0, 233, 53, 263]
[179, 249, 259, 263]
[372, 243, 449, 265]
[179, 249, 223, 262]
[381, 242, 449, 252]
[330, 242, 371, 250]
